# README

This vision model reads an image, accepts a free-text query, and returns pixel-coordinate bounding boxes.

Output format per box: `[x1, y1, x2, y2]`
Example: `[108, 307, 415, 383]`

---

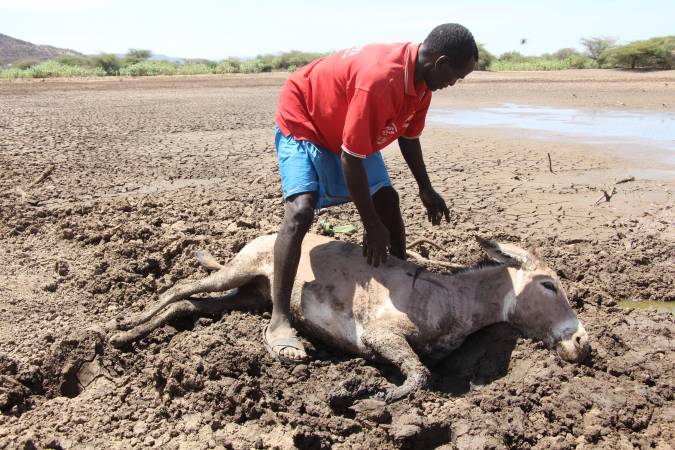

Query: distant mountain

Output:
[149, 54, 185, 63]
[0, 33, 83, 66]
[110, 53, 186, 63]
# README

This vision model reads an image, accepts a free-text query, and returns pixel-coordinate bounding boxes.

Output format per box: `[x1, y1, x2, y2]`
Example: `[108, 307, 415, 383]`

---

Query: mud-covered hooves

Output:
[112, 317, 135, 331]
[108, 333, 132, 350]
[326, 375, 383, 415]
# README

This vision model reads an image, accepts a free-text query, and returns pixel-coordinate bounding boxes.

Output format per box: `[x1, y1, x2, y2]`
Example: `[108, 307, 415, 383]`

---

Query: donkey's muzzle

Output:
[556, 323, 590, 363]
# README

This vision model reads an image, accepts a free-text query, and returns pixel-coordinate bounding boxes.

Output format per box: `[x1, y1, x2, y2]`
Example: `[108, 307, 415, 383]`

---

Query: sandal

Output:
[262, 324, 308, 365]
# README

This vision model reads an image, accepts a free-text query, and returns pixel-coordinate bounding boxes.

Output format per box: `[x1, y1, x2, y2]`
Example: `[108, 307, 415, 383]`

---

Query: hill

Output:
[0, 33, 83, 66]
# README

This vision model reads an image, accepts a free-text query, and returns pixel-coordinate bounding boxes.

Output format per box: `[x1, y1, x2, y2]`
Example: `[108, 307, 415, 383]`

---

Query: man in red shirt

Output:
[266, 23, 478, 363]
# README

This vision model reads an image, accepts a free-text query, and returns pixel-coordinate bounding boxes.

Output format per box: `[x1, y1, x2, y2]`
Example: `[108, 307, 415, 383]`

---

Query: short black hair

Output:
[423, 23, 479, 69]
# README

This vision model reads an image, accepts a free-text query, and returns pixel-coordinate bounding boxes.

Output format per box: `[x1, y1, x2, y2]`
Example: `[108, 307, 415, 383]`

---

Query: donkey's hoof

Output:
[114, 317, 134, 331]
[109, 332, 131, 349]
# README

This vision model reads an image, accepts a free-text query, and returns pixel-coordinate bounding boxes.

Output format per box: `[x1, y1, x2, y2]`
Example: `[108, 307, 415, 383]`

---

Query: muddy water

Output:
[429, 103, 675, 163]
[618, 300, 675, 314]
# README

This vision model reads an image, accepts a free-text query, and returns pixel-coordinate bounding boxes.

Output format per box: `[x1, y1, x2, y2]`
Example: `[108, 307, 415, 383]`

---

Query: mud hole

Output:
[0, 73, 673, 449]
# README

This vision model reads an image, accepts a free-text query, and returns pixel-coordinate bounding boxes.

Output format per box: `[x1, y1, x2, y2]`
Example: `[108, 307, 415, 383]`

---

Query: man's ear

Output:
[434, 54, 449, 69]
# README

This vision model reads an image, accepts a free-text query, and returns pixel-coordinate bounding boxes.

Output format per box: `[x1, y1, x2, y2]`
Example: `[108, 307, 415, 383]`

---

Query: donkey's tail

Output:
[194, 250, 224, 271]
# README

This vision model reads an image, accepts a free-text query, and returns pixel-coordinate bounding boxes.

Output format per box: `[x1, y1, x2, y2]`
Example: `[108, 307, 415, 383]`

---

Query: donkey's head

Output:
[477, 237, 590, 363]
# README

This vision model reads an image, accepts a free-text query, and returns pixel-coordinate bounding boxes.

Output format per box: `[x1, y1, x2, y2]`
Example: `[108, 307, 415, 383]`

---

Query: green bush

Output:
[186, 59, 218, 69]
[176, 63, 213, 75]
[54, 54, 94, 67]
[119, 61, 177, 76]
[125, 48, 152, 66]
[550, 48, 579, 60]
[580, 37, 616, 67]
[91, 53, 122, 75]
[568, 53, 596, 69]
[490, 57, 575, 71]
[0, 67, 26, 78]
[0, 60, 105, 78]
[606, 36, 675, 69]
[277, 50, 324, 69]
[476, 43, 495, 70]
[238, 59, 267, 73]
[498, 51, 528, 63]
[215, 58, 240, 73]
[13, 58, 40, 69]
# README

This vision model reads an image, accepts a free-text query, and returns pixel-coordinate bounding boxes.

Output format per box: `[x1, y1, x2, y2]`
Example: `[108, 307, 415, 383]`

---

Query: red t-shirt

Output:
[276, 42, 432, 158]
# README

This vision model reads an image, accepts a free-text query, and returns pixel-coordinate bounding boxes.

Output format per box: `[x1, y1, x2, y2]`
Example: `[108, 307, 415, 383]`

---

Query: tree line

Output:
[2, 36, 673, 78]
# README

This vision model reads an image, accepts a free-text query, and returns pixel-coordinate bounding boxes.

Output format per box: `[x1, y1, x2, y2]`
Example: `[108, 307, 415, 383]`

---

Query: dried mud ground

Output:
[0, 70, 674, 449]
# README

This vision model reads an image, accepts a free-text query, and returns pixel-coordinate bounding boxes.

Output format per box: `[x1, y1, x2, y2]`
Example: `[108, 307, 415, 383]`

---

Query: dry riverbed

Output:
[0, 70, 673, 449]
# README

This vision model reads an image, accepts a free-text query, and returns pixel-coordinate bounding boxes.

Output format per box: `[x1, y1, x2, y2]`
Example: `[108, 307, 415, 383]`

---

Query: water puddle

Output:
[617, 300, 675, 314]
[428, 103, 675, 162]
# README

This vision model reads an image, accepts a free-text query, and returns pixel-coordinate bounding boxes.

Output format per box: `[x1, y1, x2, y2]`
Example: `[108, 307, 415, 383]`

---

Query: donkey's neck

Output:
[424, 264, 519, 336]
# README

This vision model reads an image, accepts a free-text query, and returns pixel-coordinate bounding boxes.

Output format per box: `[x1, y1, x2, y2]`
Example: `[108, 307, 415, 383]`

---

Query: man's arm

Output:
[398, 137, 432, 191]
[341, 151, 390, 267]
[398, 137, 450, 225]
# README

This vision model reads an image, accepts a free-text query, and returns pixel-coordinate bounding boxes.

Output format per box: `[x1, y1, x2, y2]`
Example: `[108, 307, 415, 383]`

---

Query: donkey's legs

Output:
[110, 293, 263, 348]
[361, 326, 430, 403]
[116, 265, 259, 331]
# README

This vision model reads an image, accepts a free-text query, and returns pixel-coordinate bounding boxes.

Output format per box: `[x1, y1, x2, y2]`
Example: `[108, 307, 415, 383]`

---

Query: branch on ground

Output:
[406, 238, 462, 269]
[615, 176, 635, 184]
[594, 187, 617, 206]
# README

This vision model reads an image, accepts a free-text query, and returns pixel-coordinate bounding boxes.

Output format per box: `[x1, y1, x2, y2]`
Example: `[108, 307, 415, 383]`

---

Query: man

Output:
[266, 23, 478, 363]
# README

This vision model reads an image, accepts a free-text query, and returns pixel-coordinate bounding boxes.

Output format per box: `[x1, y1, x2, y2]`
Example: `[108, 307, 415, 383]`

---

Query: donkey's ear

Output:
[475, 236, 535, 270]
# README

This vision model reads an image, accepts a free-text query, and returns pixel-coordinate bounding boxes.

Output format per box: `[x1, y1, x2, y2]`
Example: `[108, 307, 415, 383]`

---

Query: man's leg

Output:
[267, 191, 317, 362]
[372, 186, 406, 259]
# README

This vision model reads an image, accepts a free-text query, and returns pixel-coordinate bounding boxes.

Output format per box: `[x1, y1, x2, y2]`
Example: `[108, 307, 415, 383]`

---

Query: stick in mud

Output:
[406, 237, 462, 269]
[405, 249, 463, 269]
[594, 187, 617, 206]
[547, 153, 554, 173]
[28, 165, 55, 188]
[407, 237, 446, 252]
[615, 176, 635, 184]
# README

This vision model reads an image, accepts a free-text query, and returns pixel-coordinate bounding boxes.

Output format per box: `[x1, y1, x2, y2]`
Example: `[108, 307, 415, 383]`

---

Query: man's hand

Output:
[341, 151, 391, 267]
[420, 188, 451, 225]
[398, 138, 450, 225]
[362, 221, 391, 267]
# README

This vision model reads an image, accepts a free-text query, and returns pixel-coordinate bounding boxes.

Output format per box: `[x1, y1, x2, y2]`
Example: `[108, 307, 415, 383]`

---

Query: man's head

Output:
[419, 23, 478, 91]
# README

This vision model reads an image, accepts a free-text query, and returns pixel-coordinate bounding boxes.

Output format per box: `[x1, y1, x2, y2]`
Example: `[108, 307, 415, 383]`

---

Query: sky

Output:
[1, 0, 673, 60]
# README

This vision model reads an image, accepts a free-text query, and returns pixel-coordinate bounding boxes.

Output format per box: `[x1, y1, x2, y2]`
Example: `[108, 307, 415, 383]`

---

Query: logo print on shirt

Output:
[341, 45, 365, 59]
[376, 122, 398, 145]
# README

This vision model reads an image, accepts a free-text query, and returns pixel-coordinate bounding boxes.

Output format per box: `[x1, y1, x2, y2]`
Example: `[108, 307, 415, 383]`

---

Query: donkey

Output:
[110, 233, 590, 402]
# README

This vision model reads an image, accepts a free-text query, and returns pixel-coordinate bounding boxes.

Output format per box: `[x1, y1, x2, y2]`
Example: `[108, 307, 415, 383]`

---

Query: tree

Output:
[475, 43, 495, 70]
[125, 49, 152, 65]
[580, 37, 616, 67]
[12, 58, 39, 69]
[551, 48, 579, 60]
[606, 36, 675, 69]
[498, 51, 527, 63]
[91, 53, 121, 75]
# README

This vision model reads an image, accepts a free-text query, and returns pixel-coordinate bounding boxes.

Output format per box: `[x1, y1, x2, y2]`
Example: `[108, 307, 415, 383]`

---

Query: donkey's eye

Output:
[542, 281, 557, 293]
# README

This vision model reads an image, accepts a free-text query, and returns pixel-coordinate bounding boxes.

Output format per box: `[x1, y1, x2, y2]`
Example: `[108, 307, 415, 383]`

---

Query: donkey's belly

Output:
[290, 281, 368, 355]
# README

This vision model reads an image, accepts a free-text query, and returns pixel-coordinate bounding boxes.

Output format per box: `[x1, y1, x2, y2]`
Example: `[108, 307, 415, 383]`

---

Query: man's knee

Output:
[373, 186, 400, 210]
[281, 194, 315, 235]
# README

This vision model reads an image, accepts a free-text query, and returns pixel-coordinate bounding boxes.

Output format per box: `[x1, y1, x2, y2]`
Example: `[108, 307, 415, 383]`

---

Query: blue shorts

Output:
[275, 126, 392, 209]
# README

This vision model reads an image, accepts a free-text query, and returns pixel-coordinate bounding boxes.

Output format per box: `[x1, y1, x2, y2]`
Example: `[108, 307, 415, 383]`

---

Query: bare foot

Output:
[263, 324, 307, 363]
